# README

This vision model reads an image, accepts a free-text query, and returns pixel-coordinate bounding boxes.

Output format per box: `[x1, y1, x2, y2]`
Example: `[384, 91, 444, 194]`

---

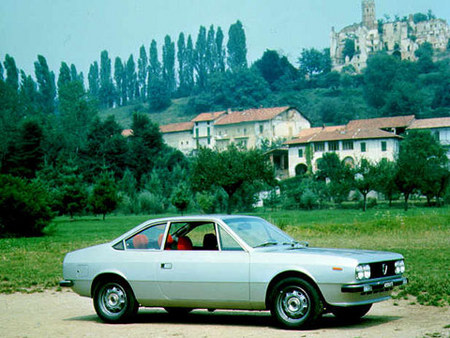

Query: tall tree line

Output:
[84, 20, 247, 110]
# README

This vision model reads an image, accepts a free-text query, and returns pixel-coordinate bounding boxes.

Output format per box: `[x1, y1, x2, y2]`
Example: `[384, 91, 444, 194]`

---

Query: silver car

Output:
[60, 215, 407, 329]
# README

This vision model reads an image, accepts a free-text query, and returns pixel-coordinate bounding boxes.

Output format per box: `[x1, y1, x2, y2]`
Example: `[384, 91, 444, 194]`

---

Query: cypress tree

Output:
[57, 62, 71, 94]
[4, 54, 19, 91]
[88, 61, 100, 98]
[0, 62, 4, 81]
[34, 55, 56, 114]
[138, 45, 148, 100]
[227, 20, 248, 71]
[19, 70, 39, 114]
[216, 27, 225, 72]
[195, 26, 208, 89]
[114, 57, 125, 106]
[99, 50, 114, 108]
[126, 54, 137, 102]
[206, 25, 217, 74]
[185, 35, 195, 92]
[177, 32, 186, 94]
[163, 35, 176, 94]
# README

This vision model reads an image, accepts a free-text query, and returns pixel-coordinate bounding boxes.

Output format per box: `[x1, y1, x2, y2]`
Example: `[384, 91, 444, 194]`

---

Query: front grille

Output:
[369, 260, 396, 278]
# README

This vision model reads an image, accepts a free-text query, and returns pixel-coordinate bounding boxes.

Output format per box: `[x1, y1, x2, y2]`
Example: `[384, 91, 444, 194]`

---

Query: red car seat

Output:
[177, 236, 193, 250]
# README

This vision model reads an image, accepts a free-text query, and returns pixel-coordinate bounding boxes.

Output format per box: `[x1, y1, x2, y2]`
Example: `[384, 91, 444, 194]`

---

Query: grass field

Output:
[0, 207, 448, 306]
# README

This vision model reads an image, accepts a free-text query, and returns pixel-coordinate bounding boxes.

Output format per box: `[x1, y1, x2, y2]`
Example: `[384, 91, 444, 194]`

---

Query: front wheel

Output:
[331, 304, 372, 321]
[270, 277, 323, 329]
[93, 279, 138, 323]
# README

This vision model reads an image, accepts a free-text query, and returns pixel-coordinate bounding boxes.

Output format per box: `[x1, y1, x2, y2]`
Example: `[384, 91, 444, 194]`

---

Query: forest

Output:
[0, 19, 449, 237]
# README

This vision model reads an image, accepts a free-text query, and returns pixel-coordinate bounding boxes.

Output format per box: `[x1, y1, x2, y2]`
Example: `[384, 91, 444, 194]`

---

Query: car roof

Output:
[111, 215, 261, 243]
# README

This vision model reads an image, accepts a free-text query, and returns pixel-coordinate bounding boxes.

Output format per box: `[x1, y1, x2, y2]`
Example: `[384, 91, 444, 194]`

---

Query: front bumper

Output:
[341, 276, 408, 294]
[59, 280, 74, 287]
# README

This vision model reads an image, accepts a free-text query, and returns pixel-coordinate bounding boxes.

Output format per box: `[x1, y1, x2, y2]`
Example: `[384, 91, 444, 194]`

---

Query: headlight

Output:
[356, 264, 371, 280]
[395, 260, 405, 274]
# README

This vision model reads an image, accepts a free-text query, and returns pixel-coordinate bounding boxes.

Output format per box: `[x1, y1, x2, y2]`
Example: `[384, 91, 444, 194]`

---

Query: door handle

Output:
[161, 263, 172, 269]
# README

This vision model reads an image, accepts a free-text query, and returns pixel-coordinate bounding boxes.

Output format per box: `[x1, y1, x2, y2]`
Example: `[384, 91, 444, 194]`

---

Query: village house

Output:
[159, 106, 311, 154]
[407, 117, 450, 159]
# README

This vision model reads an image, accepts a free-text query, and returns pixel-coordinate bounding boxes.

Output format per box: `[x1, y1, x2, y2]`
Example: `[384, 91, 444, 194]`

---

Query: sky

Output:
[1, 0, 449, 78]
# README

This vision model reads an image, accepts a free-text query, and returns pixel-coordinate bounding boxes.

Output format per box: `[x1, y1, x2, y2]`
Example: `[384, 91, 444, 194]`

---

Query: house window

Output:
[343, 141, 354, 150]
[381, 141, 387, 152]
[207, 127, 210, 137]
[361, 142, 366, 152]
[208, 137, 211, 145]
[259, 125, 264, 133]
[314, 142, 325, 152]
[298, 149, 303, 158]
[195, 129, 199, 138]
[328, 141, 339, 151]
[433, 131, 440, 141]
[244, 128, 247, 135]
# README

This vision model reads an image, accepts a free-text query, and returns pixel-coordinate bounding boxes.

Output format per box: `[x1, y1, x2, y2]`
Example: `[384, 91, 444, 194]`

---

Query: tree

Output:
[254, 50, 297, 88]
[149, 40, 161, 81]
[363, 53, 399, 109]
[99, 50, 114, 108]
[194, 26, 208, 89]
[343, 39, 356, 61]
[4, 54, 19, 91]
[137, 45, 148, 99]
[148, 78, 171, 111]
[191, 145, 275, 214]
[19, 70, 39, 115]
[126, 54, 137, 101]
[162, 35, 176, 94]
[206, 25, 218, 74]
[2, 119, 44, 179]
[34, 55, 56, 114]
[171, 183, 191, 214]
[90, 171, 119, 220]
[206, 68, 270, 109]
[227, 20, 247, 72]
[215, 27, 225, 72]
[57, 62, 72, 94]
[59, 167, 87, 219]
[373, 159, 398, 206]
[396, 130, 448, 210]
[88, 61, 100, 98]
[114, 57, 126, 106]
[0, 61, 4, 81]
[415, 42, 435, 73]
[353, 159, 376, 211]
[298, 48, 330, 76]
[0, 174, 54, 237]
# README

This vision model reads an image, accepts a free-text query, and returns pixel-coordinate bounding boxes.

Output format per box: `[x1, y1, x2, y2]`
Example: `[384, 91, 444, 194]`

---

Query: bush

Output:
[0, 175, 54, 237]
[137, 191, 166, 214]
[196, 192, 215, 214]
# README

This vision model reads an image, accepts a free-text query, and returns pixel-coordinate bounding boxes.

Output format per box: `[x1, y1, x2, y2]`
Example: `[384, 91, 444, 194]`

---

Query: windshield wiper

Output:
[283, 241, 309, 248]
[255, 241, 279, 248]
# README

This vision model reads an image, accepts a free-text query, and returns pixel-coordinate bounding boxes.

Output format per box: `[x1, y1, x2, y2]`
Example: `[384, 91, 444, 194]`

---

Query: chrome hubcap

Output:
[279, 287, 310, 320]
[101, 285, 127, 314]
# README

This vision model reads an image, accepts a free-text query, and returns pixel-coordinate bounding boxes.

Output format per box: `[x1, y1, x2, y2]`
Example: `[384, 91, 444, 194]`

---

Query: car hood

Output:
[258, 246, 403, 263]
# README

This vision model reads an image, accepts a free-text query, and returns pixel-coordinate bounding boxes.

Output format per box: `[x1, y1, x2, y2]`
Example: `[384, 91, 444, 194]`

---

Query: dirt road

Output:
[0, 290, 448, 337]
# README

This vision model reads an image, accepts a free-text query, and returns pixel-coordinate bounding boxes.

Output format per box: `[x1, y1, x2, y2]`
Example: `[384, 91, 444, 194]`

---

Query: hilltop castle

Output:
[330, 0, 450, 72]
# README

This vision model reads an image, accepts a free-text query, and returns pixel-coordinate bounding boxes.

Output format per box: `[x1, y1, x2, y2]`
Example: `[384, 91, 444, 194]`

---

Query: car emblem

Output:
[382, 263, 388, 276]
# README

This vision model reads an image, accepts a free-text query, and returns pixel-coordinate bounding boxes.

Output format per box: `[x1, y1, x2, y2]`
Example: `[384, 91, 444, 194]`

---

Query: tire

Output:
[164, 307, 193, 317]
[93, 279, 139, 323]
[270, 277, 323, 329]
[331, 304, 372, 321]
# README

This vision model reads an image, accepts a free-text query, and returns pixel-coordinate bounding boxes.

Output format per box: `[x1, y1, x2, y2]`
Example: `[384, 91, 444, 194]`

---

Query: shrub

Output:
[137, 191, 166, 214]
[0, 174, 54, 237]
[196, 192, 215, 214]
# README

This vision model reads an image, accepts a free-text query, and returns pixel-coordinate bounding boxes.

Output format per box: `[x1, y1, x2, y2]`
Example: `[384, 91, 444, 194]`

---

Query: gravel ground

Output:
[0, 290, 448, 338]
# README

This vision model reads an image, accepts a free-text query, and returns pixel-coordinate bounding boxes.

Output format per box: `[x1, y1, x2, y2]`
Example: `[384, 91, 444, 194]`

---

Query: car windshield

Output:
[223, 217, 295, 248]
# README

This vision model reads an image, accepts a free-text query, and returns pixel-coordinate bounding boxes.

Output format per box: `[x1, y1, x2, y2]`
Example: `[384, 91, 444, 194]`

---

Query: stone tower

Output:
[362, 0, 376, 30]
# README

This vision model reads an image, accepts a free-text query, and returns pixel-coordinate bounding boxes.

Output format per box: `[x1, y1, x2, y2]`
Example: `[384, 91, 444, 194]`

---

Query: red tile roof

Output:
[407, 117, 450, 129]
[191, 111, 226, 122]
[286, 127, 401, 145]
[346, 115, 415, 129]
[121, 129, 134, 137]
[214, 106, 292, 125]
[160, 122, 194, 133]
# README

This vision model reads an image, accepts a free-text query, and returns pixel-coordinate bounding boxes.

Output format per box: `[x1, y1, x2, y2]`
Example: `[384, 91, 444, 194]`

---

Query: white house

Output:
[407, 117, 450, 160]
[160, 122, 194, 154]
[286, 126, 401, 176]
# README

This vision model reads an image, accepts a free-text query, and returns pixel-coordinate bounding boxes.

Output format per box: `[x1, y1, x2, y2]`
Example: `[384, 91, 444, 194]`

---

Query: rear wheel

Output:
[331, 304, 372, 321]
[93, 279, 138, 323]
[270, 277, 322, 329]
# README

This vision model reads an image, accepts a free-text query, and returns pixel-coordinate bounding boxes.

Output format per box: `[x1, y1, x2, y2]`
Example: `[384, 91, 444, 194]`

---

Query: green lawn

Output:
[0, 208, 448, 306]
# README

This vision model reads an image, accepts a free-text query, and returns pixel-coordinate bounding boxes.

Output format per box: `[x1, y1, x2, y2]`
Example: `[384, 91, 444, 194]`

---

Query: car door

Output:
[156, 221, 251, 308]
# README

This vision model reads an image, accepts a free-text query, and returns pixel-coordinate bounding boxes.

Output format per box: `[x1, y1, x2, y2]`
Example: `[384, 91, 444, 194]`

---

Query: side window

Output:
[167, 222, 218, 251]
[218, 226, 244, 251]
[125, 223, 166, 250]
